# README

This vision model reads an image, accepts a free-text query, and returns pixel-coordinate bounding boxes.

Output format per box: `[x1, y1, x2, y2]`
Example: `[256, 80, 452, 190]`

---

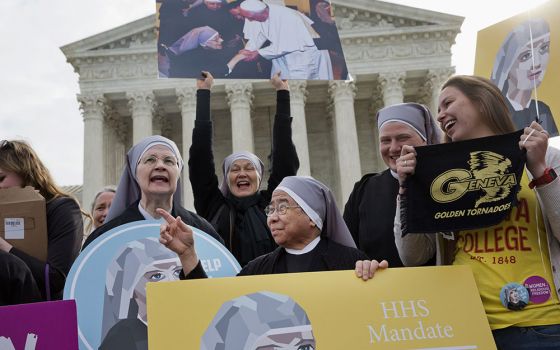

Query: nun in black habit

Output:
[343, 103, 441, 267]
[158, 176, 388, 279]
[188, 72, 299, 267]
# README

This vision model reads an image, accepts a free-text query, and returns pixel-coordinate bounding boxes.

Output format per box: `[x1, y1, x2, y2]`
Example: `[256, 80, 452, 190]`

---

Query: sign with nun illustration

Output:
[0, 300, 78, 350]
[401, 130, 526, 234]
[474, 0, 559, 136]
[147, 265, 496, 349]
[156, 0, 348, 80]
[63, 221, 240, 350]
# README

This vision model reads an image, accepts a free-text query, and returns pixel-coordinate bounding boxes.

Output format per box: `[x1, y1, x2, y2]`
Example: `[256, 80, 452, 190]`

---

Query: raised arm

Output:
[189, 72, 226, 218]
[262, 72, 300, 199]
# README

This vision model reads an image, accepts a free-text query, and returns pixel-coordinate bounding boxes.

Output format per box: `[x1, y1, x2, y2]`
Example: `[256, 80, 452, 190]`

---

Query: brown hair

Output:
[0, 140, 70, 201]
[441, 75, 516, 142]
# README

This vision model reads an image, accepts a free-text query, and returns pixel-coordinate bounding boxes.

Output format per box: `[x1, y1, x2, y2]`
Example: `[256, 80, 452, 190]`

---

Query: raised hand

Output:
[396, 145, 418, 188]
[519, 121, 549, 179]
[196, 71, 214, 90]
[157, 208, 199, 274]
[270, 71, 289, 91]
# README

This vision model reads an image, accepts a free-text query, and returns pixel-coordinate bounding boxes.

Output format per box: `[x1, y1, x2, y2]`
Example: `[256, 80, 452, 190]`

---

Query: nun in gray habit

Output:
[171, 176, 369, 279]
[343, 103, 441, 267]
[83, 135, 222, 249]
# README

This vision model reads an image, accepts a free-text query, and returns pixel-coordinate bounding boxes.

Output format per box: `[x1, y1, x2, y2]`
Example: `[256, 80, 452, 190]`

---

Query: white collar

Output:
[390, 169, 399, 180]
[285, 236, 321, 255]
[138, 203, 168, 221]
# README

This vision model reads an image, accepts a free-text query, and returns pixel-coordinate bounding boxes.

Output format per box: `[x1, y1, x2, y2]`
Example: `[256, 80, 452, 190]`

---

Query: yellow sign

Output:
[147, 266, 496, 349]
[474, 0, 560, 136]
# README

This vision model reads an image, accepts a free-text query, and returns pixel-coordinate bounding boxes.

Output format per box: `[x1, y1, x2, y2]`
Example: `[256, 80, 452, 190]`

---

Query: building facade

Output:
[61, 0, 463, 210]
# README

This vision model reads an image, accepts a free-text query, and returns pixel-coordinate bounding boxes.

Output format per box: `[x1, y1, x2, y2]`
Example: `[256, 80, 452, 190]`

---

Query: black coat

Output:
[183, 238, 369, 278]
[83, 201, 223, 249]
[189, 89, 299, 266]
[344, 170, 435, 267]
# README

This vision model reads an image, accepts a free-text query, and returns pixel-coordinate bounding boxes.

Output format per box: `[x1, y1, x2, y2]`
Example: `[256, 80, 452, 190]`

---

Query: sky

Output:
[0, 0, 554, 186]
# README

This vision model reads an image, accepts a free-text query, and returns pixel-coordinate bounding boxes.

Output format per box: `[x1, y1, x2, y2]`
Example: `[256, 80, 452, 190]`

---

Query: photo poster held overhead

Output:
[156, 0, 349, 80]
[147, 266, 496, 350]
[474, 0, 559, 137]
[63, 220, 240, 350]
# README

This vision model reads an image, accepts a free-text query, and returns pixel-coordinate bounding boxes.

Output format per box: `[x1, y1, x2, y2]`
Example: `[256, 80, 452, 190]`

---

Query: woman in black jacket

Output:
[0, 140, 84, 304]
[189, 71, 299, 266]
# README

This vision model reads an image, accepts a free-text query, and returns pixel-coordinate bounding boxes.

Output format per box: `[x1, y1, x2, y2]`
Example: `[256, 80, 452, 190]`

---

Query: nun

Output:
[83, 135, 222, 249]
[159, 176, 387, 279]
[165, 26, 247, 78]
[343, 103, 441, 267]
[188, 71, 299, 267]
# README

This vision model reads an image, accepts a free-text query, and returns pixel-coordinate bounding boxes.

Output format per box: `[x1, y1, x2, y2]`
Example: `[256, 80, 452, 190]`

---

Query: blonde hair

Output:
[0, 140, 69, 201]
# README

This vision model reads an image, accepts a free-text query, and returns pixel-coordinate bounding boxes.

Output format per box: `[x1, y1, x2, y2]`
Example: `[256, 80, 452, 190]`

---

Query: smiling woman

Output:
[189, 72, 299, 267]
[82, 135, 223, 250]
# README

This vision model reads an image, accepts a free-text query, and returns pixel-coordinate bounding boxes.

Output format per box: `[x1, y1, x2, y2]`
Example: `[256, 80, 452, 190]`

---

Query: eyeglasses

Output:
[264, 202, 300, 216]
[139, 155, 178, 167]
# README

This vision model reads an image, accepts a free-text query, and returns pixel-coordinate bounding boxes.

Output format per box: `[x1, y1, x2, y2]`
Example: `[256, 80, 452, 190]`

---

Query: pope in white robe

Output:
[239, 0, 333, 80]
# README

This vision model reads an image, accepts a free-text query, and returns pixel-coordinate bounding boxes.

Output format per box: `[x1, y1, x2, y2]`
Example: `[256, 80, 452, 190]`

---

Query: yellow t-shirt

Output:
[454, 171, 560, 330]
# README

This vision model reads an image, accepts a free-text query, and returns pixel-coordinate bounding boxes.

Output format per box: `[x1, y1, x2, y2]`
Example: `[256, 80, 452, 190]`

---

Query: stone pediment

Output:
[332, 0, 463, 38]
[61, 15, 157, 59]
[61, 0, 462, 60]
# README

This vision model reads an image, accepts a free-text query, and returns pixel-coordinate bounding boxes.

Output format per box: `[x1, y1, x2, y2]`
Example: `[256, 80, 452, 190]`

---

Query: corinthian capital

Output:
[225, 82, 254, 107]
[127, 91, 156, 116]
[377, 72, 406, 96]
[77, 93, 107, 121]
[288, 81, 308, 104]
[176, 86, 197, 112]
[328, 80, 356, 102]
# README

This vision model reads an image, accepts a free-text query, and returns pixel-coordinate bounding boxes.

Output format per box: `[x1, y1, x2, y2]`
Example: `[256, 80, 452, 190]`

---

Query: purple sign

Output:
[0, 300, 78, 350]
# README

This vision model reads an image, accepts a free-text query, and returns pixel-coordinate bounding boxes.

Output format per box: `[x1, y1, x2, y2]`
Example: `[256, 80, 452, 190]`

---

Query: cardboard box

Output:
[0, 186, 47, 261]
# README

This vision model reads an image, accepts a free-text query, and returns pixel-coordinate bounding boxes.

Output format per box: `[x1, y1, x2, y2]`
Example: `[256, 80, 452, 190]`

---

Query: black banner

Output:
[402, 130, 526, 234]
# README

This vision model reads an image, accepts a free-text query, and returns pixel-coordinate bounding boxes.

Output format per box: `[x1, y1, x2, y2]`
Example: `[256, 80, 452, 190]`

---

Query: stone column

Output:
[127, 91, 156, 144]
[78, 93, 106, 210]
[378, 71, 406, 106]
[225, 82, 254, 153]
[369, 85, 386, 172]
[104, 107, 128, 186]
[424, 67, 455, 116]
[328, 81, 362, 203]
[176, 87, 197, 210]
[288, 81, 311, 176]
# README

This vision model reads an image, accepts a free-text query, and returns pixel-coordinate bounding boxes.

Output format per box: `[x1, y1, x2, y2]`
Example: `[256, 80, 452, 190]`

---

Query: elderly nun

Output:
[166, 26, 248, 78]
[158, 175, 386, 279]
[188, 71, 299, 267]
[490, 19, 558, 136]
[83, 135, 222, 249]
[201, 291, 315, 350]
[343, 103, 441, 267]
